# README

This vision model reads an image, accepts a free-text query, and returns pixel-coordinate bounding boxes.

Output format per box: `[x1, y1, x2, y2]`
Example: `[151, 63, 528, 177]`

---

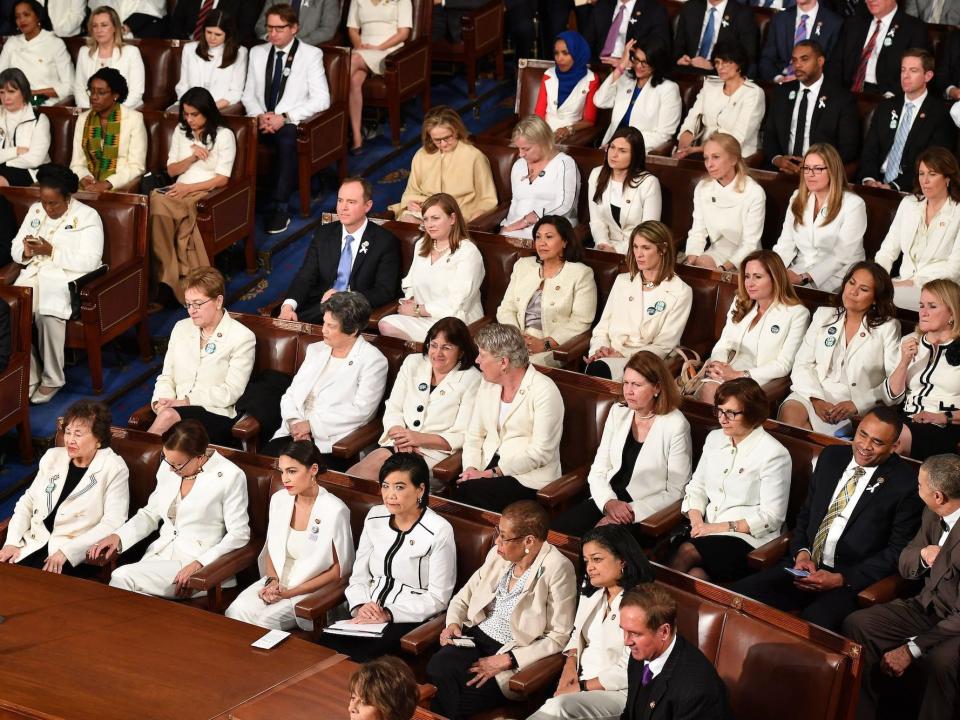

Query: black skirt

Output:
[690, 534, 755, 582]
[903, 417, 960, 461]
[175, 405, 240, 447]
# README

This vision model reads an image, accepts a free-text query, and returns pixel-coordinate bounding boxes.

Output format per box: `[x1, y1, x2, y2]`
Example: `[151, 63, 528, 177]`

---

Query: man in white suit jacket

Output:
[242, 4, 330, 234]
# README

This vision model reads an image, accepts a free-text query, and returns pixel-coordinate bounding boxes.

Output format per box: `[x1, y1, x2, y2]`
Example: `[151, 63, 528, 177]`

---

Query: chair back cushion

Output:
[475, 139, 519, 205]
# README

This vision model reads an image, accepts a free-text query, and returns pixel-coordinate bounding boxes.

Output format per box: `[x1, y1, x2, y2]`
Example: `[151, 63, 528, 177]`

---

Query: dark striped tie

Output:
[193, 0, 215, 41]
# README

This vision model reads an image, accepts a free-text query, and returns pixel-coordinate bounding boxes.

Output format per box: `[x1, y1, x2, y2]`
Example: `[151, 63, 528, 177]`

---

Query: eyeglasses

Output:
[493, 526, 525, 544]
[428, 342, 456, 352]
[802, 165, 828, 176]
[161, 453, 196, 474]
[629, 55, 650, 67]
[715, 407, 745, 421]
[183, 298, 213, 311]
[265, 23, 291, 31]
[430, 133, 456, 146]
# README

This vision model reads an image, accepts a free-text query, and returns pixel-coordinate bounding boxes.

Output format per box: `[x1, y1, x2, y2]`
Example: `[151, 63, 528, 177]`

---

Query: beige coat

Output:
[446, 543, 577, 698]
[70, 106, 147, 190]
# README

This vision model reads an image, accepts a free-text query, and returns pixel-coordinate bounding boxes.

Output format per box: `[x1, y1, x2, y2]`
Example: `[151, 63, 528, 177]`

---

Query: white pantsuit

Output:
[70, 106, 148, 190]
[593, 73, 682, 149]
[587, 167, 662, 255]
[677, 77, 766, 157]
[502, 153, 580, 240]
[684, 175, 766, 268]
[73, 45, 146, 109]
[175, 43, 248, 105]
[110, 451, 250, 597]
[0, 30, 74, 105]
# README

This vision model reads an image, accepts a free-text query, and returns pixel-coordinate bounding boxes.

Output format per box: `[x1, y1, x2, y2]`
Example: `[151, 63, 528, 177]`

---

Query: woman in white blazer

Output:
[593, 37, 681, 150]
[697, 250, 811, 406]
[772, 144, 867, 293]
[348, 318, 481, 484]
[47, 0, 86, 37]
[379, 193, 485, 342]
[781, 262, 901, 435]
[12, 164, 103, 404]
[175, 10, 248, 109]
[226, 441, 355, 631]
[70, 68, 147, 193]
[0, 68, 51, 187]
[587, 128, 662, 255]
[268, 291, 389, 456]
[496, 216, 597, 368]
[528, 526, 654, 720]
[675, 42, 765, 159]
[586, 221, 693, 381]
[0, 401, 128, 576]
[553, 352, 692, 538]
[73, 7, 145, 109]
[148, 268, 255, 445]
[875, 147, 960, 310]
[91, 420, 251, 598]
[535, 30, 599, 143]
[429, 501, 577, 719]
[673, 378, 792, 582]
[322, 452, 457, 661]
[683, 132, 766, 271]
[452, 323, 565, 512]
[0, 3, 73, 105]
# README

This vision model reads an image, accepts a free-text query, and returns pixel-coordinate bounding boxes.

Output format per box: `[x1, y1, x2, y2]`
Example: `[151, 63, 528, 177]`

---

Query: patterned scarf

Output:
[82, 104, 122, 181]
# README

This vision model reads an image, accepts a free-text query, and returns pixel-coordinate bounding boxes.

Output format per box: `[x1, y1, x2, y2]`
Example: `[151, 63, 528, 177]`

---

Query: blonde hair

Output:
[511, 115, 556, 156]
[625, 221, 677, 285]
[791, 143, 848, 229]
[421, 105, 471, 154]
[417, 193, 471, 257]
[85, 7, 125, 55]
[703, 132, 749, 193]
[732, 250, 801, 323]
[921, 279, 960, 341]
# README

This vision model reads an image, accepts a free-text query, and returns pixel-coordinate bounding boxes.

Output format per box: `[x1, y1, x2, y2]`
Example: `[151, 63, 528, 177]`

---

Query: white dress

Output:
[347, 0, 413, 75]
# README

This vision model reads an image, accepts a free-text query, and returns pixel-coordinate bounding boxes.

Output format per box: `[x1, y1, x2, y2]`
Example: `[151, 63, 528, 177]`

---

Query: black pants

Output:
[505, 0, 536, 57]
[19, 545, 101, 579]
[175, 406, 239, 448]
[551, 496, 604, 537]
[0, 164, 33, 187]
[450, 475, 537, 512]
[318, 620, 421, 663]
[428, 629, 508, 720]
[730, 561, 859, 632]
[259, 123, 298, 209]
[123, 12, 167, 37]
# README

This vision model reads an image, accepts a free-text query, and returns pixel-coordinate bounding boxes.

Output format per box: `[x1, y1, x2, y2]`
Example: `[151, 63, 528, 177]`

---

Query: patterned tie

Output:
[883, 102, 915, 184]
[334, 234, 354, 291]
[811, 466, 866, 565]
[697, 8, 717, 59]
[784, 15, 809, 77]
[852, 19, 882, 93]
[641, 664, 654, 686]
[601, 3, 626, 57]
[929, 0, 946, 23]
[192, 0, 215, 41]
[267, 50, 285, 112]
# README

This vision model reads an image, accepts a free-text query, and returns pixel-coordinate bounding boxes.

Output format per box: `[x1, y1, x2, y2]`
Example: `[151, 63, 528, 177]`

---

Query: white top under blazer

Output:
[677, 77, 766, 156]
[875, 196, 960, 287]
[73, 44, 145, 109]
[541, 66, 598, 131]
[587, 167, 662, 254]
[502, 153, 580, 239]
[176, 42, 248, 105]
[684, 175, 766, 268]
[594, 73, 682, 149]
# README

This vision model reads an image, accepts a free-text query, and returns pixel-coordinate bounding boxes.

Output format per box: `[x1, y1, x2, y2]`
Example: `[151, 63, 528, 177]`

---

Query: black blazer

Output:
[621, 635, 732, 720]
[673, 0, 758, 73]
[0, 298, 10, 371]
[788, 444, 924, 591]
[169, 0, 259, 42]
[284, 221, 401, 317]
[934, 29, 960, 99]
[758, 5, 843, 81]
[830, 9, 929, 95]
[857, 92, 956, 190]
[762, 77, 861, 165]
[588, 0, 672, 58]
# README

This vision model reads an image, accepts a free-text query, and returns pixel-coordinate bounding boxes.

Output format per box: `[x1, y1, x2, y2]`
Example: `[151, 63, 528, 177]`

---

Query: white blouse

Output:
[175, 42, 249, 106]
[684, 175, 766, 268]
[502, 153, 580, 240]
[0, 30, 74, 105]
[593, 73, 682, 149]
[540, 66, 597, 131]
[0, 106, 51, 178]
[167, 125, 237, 184]
[73, 44, 145, 108]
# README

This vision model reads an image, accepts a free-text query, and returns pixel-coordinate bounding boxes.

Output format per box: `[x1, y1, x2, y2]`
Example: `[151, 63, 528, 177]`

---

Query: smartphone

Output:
[155, 186, 172, 194]
[450, 637, 476, 648]
[784, 567, 811, 578]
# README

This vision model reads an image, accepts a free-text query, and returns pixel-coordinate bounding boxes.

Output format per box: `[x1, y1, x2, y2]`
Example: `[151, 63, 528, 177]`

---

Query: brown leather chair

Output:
[431, 0, 505, 99]
[0, 187, 152, 395]
[0, 285, 33, 462]
[469, 138, 519, 232]
[360, 0, 433, 146]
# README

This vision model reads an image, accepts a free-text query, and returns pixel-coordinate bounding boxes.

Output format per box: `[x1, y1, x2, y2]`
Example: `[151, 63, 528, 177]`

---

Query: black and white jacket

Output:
[885, 335, 960, 415]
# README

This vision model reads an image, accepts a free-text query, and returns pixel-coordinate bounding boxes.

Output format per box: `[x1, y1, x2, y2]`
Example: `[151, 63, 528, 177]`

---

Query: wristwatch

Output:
[728, 521, 737, 532]
[946, 410, 954, 424]
[544, 339, 553, 350]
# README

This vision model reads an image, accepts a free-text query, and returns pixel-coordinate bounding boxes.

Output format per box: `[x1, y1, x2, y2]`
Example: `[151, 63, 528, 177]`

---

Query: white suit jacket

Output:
[74, 45, 146, 109]
[790, 307, 901, 414]
[541, 66, 597, 131]
[378, 354, 482, 463]
[677, 77, 766, 156]
[772, 190, 867, 293]
[402, 240, 485, 324]
[684, 175, 766, 267]
[6, 447, 129, 567]
[70, 106, 147, 190]
[176, 43, 248, 106]
[875, 196, 960, 287]
[242, 40, 331, 124]
[588, 405, 692, 521]
[587, 167, 662, 254]
[48, 0, 86, 37]
[152, 313, 256, 418]
[564, 589, 628, 693]
[496, 257, 597, 346]
[462, 365, 564, 490]
[274, 336, 388, 453]
[116, 450, 250, 568]
[709, 299, 811, 386]
[0, 31, 74, 104]
[593, 73, 682, 149]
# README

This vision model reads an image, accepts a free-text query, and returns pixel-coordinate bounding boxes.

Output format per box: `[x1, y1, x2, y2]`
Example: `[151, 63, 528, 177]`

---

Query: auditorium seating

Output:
[0, 285, 33, 463]
[430, 0, 505, 99]
[0, 186, 152, 395]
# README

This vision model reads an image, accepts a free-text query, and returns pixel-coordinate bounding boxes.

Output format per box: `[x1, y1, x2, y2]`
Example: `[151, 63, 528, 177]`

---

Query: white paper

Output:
[323, 619, 388, 637]
[250, 629, 291, 649]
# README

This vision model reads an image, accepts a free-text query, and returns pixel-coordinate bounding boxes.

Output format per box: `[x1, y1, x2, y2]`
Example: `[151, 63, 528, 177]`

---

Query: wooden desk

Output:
[0, 564, 343, 720]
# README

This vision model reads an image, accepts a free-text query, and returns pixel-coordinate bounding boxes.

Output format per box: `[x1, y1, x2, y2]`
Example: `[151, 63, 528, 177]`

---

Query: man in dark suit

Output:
[620, 584, 732, 720]
[844, 453, 960, 720]
[588, 0, 671, 61]
[764, 40, 861, 172]
[732, 409, 924, 631]
[759, 0, 842, 81]
[674, 0, 758, 76]
[859, 48, 955, 191]
[933, 29, 960, 101]
[279, 177, 400, 324]
[168, 0, 258, 42]
[830, 0, 928, 95]
[432, 0, 488, 43]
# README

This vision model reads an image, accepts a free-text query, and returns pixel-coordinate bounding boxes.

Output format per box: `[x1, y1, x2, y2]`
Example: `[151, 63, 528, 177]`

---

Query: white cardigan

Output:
[541, 66, 597, 131]
[0, 30, 74, 105]
[771, 190, 867, 293]
[70, 106, 148, 190]
[677, 77, 766, 156]
[73, 44, 146, 109]
[588, 405, 692, 521]
[176, 42, 249, 106]
[684, 175, 766, 267]
[875, 196, 960, 287]
[587, 167, 662, 254]
[593, 72, 682, 149]
[0, 107, 51, 178]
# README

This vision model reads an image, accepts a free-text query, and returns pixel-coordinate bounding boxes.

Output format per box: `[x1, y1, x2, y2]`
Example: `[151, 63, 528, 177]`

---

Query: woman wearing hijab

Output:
[534, 30, 599, 145]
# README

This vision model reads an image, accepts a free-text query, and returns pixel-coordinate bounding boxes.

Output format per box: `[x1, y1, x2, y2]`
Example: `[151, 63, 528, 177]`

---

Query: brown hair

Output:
[423, 317, 479, 368]
[902, 47, 934, 74]
[921, 278, 960, 341]
[830, 261, 896, 329]
[715, 377, 769, 428]
[85, 6, 124, 53]
[914, 147, 960, 203]
[348, 656, 418, 720]
[532, 215, 585, 263]
[620, 584, 677, 632]
[341, 176, 374, 203]
[63, 399, 112, 448]
[621, 351, 681, 415]
[791, 143, 848, 228]
[161, 420, 210, 456]
[625, 221, 677, 284]
[732, 250, 801, 323]
[417, 193, 470, 257]
[182, 266, 225, 299]
[264, 3, 299, 26]
[503, 500, 549, 541]
[421, 105, 471, 154]
[703, 132, 749, 193]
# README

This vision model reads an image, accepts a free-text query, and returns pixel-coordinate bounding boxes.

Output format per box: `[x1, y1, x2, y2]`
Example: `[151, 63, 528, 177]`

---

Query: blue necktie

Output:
[617, 85, 643, 131]
[698, 8, 717, 59]
[884, 102, 915, 184]
[291, 0, 302, 12]
[267, 50, 285, 112]
[334, 235, 354, 291]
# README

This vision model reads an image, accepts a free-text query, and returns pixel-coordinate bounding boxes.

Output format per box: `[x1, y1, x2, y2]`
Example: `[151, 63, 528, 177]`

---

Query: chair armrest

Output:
[432, 451, 463, 484]
[745, 533, 790, 571]
[562, 125, 603, 148]
[383, 37, 430, 92]
[648, 139, 676, 157]
[195, 179, 253, 228]
[0, 262, 22, 285]
[745, 152, 764, 168]
[400, 615, 445, 655]
[85, 547, 117, 568]
[331, 421, 384, 459]
[112, 177, 141, 193]
[293, 576, 349, 622]
[232, 413, 262, 442]
[857, 575, 921, 608]
[467, 201, 510, 233]
[187, 542, 260, 592]
[508, 653, 565, 695]
[536, 467, 587, 508]
[550, 333, 591, 370]
[635, 500, 683, 539]
[128, 403, 155, 431]
[220, 102, 245, 116]
[761, 376, 791, 408]
[368, 301, 400, 328]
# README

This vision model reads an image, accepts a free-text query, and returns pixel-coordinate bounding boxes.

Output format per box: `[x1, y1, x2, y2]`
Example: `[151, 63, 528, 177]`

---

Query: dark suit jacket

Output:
[169, 0, 258, 42]
[758, 5, 842, 81]
[0, 193, 14, 269]
[857, 92, 956, 190]
[0, 298, 10, 371]
[621, 635, 732, 720]
[588, 0, 672, 58]
[788, 445, 923, 591]
[431, 0, 488, 43]
[934, 29, 960, 99]
[285, 220, 401, 316]
[763, 77, 861, 165]
[830, 9, 929, 95]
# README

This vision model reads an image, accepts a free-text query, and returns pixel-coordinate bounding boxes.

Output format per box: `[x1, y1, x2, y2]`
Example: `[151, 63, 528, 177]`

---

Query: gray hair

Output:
[320, 291, 371, 336]
[475, 323, 529, 369]
[922, 454, 960, 500]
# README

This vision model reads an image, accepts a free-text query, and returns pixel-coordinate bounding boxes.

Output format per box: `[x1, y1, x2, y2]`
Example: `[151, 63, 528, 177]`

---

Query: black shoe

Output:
[265, 211, 290, 234]
[349, 145, 366, 157]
